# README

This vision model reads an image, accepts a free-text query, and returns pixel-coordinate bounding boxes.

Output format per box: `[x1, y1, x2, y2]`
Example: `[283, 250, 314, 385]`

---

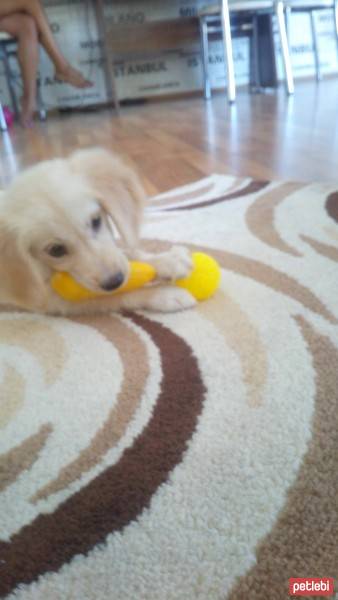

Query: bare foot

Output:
[20, 97, 36, 128]
[55, 65, 93, 89]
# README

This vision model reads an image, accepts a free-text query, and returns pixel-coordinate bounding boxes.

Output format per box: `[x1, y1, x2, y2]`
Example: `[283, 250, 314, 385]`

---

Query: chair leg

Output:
[199, 18, 212, 100]
[275, 0, 294, 94]
[221, 0, 236, 103]
[310, 10, 321, 81]
[285, 6, 292, 42]
[36, 78, 47, 121]
[2, 48, 20, 118]
[251, 14, 261, 90]
[333, 0, 338, 56]
[0, 102, 8, 131]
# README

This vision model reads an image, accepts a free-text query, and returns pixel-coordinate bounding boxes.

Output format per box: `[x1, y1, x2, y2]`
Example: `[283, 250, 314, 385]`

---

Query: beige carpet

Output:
[0, 175, 337, 599]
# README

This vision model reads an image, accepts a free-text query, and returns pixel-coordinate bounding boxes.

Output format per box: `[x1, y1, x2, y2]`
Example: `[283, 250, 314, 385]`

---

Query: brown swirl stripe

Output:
[301, 234, 338, 263]
[246, 182, 304, 256]
[227, 316, 338, 599]
[0, 424, 52, 494]
[31, 315, 149, 503]
[198, 292, 267, 407]
[207, 248, 337, 325]
[164, 180, 269, 211]
[0, 367, 25, 429]
[0, 314, 205, 597]
[152, 180, 216, 207]
[142, 240, 338, 325]
[326, 191, 338, 223]
[0, 320, 67, 386]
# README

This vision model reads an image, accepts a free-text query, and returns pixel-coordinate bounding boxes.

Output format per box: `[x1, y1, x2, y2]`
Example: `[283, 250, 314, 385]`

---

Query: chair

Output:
[0, 31, 46, 122]
[199, 0, 294, 103]
[0, 100, 7, 131]
[284, 0, 338, 81]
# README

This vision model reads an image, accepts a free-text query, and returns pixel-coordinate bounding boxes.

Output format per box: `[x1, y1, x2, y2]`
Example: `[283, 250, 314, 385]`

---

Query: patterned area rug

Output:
[0, 175, 337, 599]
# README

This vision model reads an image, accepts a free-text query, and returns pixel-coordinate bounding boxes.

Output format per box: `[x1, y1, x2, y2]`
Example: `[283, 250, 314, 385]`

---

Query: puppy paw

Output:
[145, 287, 197, 313]
[154, 246, 193, 281]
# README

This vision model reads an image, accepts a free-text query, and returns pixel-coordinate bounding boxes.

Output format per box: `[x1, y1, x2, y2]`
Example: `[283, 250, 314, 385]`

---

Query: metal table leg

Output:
[221, 0, 236, 103]
[199, 17, 212, 100]
[310, 10, 321, 81]
[275, 0, 294, 94]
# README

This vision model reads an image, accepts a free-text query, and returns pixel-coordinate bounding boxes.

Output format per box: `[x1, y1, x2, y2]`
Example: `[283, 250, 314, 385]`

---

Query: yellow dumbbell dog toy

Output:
[51, 251, 221, 303]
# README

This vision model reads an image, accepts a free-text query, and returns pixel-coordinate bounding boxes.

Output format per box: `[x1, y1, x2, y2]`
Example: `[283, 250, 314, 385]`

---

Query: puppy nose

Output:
[100, 272, 125, 292]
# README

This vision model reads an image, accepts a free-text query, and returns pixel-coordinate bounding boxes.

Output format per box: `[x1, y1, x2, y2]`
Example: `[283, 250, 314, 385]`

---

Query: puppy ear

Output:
[0, 221, 47, 310]
[69, 148, 145, 248]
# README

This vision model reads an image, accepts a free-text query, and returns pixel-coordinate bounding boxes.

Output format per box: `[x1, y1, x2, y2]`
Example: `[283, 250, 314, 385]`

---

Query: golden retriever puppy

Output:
[0, 148, 196, 315]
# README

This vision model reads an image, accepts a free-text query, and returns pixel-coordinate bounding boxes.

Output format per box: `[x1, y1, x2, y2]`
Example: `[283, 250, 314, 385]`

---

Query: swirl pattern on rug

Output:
[0, 174, 337, 599]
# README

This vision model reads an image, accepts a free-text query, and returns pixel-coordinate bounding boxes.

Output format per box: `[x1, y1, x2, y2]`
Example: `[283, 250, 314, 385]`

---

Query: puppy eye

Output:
[47, 244, 68, 258]
[91, 215, 102, 231]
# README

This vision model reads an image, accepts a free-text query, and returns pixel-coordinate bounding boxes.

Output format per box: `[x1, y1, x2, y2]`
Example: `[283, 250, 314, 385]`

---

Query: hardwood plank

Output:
[1, 79, 338, 193]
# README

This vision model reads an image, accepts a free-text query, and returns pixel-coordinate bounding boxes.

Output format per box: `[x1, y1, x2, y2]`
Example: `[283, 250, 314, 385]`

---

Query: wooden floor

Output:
[1, 78, 338, 194]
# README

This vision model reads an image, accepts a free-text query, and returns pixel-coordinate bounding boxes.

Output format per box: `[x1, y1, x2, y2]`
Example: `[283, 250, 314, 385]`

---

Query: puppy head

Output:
[69, 147, 145, 250]
[0, 149, 145, 306]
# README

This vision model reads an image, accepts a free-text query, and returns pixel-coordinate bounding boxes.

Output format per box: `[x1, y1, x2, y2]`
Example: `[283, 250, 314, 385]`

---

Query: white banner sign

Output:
[0, 0, 337, 109]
